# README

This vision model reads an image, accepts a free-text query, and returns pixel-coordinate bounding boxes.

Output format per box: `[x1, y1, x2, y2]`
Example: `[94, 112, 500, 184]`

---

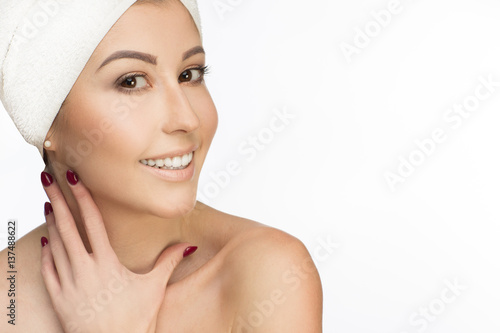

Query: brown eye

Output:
[121, 77, 137, 88]
[119, 75, 147, 89]
[178, 68, 206, 83]
[179, 70, 193, 82]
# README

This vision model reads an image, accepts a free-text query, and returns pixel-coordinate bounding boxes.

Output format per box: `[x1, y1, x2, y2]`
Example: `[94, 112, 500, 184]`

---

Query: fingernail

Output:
[41, 172, 53, 187]
[41, 236, 48, 247]
[66, 170, 79, 185]
[44, 202, 53, 216]
[183, 246, 198, 258]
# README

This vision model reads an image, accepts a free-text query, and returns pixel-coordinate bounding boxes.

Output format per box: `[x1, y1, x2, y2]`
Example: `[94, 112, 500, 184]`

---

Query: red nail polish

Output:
[183, 246, 198, 258]
[66, 170, 79, 185]
[41, 172, 53, 187]
[41, 236, 48, 247]
[44, 202, 53, 216]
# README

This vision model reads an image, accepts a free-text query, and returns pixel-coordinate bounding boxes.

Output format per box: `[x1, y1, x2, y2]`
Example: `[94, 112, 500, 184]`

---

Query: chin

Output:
[150, 191, 198, 219]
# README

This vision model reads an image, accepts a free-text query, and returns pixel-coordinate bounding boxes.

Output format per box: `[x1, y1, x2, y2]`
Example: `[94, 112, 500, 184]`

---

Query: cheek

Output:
[56, 94, 151, 171]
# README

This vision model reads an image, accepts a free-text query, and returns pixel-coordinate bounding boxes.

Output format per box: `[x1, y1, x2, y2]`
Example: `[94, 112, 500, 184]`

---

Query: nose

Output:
[158, 83, 200, 134]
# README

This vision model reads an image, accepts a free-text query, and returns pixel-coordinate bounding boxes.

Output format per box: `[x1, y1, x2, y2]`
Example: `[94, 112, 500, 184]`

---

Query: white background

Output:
[2, 0, 500, 332]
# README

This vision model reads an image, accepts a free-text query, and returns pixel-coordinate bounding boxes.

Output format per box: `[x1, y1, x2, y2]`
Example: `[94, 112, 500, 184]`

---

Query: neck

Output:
[63, 185, 200, 275]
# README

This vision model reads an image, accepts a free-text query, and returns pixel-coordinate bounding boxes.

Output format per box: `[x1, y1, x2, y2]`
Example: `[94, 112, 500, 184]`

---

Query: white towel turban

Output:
[0, 0, 202, 158]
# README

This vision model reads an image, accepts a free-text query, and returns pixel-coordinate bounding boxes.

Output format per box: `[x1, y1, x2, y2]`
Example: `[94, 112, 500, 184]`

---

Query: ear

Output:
[42, 127, 56, 172]
[43, 121, 58, 152]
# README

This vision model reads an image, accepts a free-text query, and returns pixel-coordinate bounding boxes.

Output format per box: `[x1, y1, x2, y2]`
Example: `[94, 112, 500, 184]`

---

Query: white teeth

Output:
[172, 156, 182, 168]
[140, 152, 193, 169]
[181, 153, 190, 166]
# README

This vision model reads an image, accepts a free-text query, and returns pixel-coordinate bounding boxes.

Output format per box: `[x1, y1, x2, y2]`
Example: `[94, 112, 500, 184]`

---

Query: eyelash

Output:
[115, 65, 210, 95]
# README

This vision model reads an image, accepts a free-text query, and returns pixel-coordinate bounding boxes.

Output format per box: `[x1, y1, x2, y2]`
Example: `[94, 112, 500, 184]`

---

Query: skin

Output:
[0, 1, 323, 332]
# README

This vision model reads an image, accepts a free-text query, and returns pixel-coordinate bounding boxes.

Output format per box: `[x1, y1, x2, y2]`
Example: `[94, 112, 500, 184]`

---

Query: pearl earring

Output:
[44, 140, 52, 148]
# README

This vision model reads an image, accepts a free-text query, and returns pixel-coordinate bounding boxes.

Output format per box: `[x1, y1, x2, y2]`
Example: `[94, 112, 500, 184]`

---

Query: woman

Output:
[0, 0, 322, 331]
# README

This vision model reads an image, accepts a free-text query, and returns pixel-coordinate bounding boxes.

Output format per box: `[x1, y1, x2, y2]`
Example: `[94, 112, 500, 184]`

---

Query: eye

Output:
[179, 66, 209, 84]
[119, 75, 148, 89]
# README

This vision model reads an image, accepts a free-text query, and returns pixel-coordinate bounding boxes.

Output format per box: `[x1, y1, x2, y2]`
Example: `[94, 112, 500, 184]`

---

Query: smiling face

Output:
[45, 0, 218, 218]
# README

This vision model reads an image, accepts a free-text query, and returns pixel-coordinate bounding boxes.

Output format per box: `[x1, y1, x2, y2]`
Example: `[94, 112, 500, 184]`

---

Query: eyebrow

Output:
[97, 46, 205, 71]
[182, 46, 205, 61]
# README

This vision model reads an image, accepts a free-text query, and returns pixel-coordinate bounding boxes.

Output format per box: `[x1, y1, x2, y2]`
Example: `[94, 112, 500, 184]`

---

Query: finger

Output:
[40, 236, 62, 300]
[149, 243, 198, 283]
[45, 202, 73, 287]
[64, 169, 115, 261]
[41, 171, 89, 266]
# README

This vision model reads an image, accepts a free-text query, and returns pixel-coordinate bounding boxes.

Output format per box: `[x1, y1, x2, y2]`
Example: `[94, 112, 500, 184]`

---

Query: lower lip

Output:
[139, 154, 195, 182]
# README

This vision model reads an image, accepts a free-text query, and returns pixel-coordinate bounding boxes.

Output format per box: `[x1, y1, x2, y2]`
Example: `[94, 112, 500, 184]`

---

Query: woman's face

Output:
[47, 0, 218, 218]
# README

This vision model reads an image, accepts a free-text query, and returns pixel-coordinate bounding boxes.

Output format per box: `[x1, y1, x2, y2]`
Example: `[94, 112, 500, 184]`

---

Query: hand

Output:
[39, 170, 197, 333]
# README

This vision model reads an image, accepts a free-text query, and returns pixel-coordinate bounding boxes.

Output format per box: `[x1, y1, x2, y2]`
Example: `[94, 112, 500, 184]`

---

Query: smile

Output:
[140, 151, 193, 170]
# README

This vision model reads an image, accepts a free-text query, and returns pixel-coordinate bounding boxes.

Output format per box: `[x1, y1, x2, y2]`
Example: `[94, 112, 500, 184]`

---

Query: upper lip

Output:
[142, 144, 199, 161]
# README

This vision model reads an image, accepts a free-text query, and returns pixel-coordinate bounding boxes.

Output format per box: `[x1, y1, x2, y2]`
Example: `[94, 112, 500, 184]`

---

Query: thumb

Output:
[151, 242, 198, 281]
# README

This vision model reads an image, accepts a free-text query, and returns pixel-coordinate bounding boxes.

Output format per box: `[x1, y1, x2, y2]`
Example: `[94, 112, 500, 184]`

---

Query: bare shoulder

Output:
[202, 206, 323, 332]
[0, 224, 62, 331]
[226, 224, 323, 295]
